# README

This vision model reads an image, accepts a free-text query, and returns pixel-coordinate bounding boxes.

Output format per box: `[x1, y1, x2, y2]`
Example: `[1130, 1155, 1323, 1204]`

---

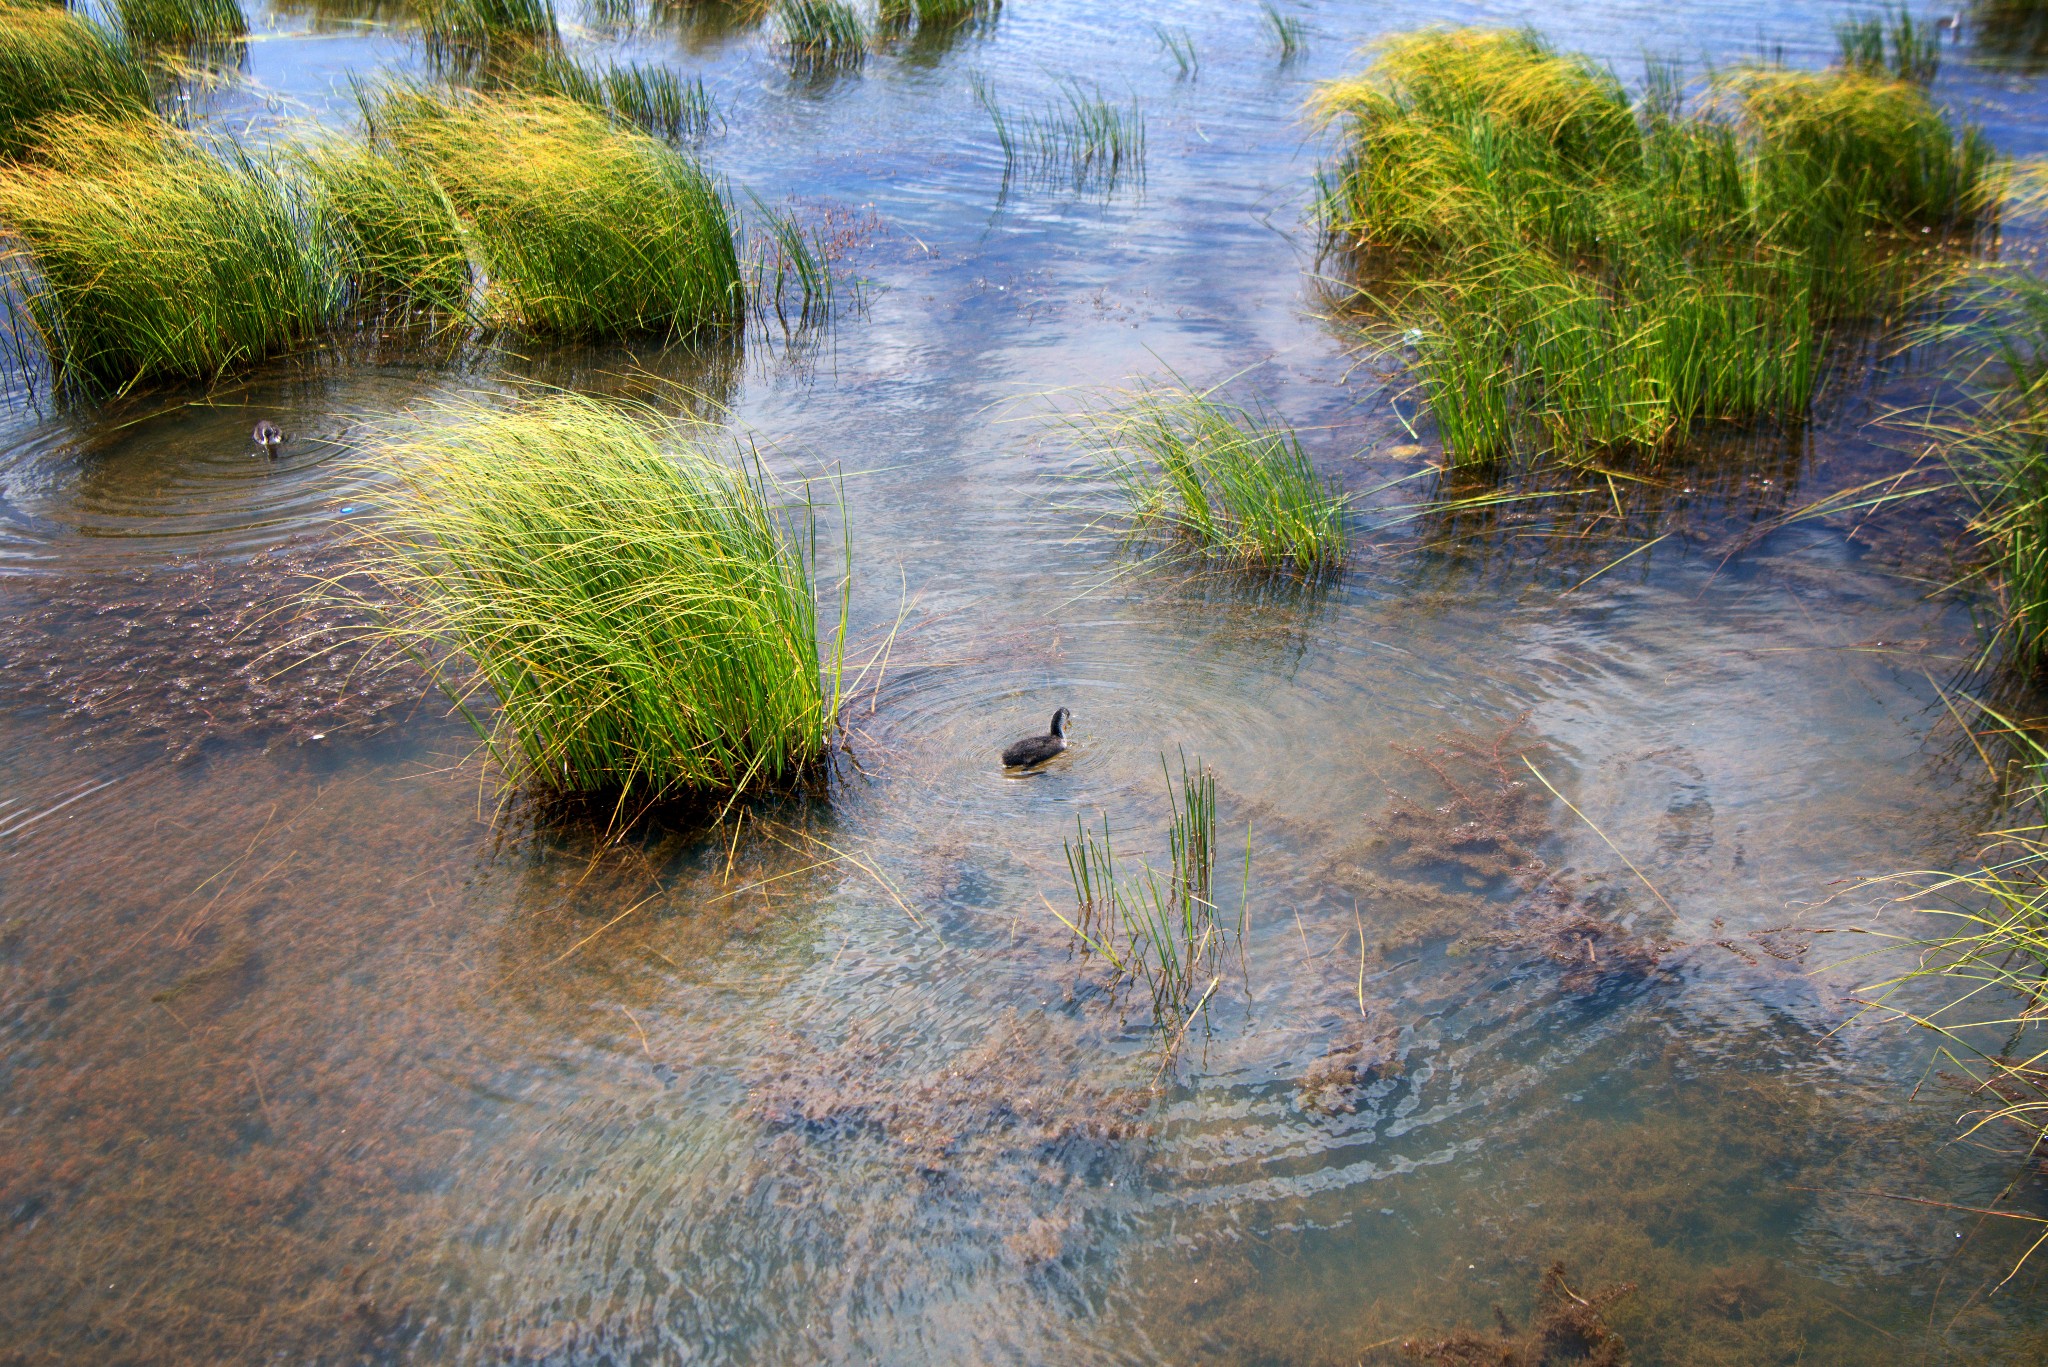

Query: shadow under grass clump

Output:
[347, 393, 846, 801]
[1074, 381, 1350, 575]
[0, 1, 150, 159]
[0, 115, 337, 396]
[1313, 28, 1997, 468]
[358, 86, 741, 339]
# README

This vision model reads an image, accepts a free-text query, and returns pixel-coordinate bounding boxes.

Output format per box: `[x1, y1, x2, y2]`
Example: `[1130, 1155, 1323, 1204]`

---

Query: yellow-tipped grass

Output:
[356, 394, 845, 799]
[1080, 383, 1349, 574]
[0, 115, 336, 394]
[364, 88, 741, 339]
[0, 1, 150, 159]
[1313, 27, 1997, 466]
[297, 138, 473, 318]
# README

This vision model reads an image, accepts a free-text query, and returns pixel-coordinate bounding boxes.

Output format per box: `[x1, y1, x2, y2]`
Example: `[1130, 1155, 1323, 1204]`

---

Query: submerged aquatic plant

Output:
[976, 76, 1144, 193]
[1079, 382, 1349, 573]
[1059, 753, 1248, 1033]
[0, 1, 150, 159]
[360, 87, 742, 339]
[1312, 26, 1997, 467]
[353, 394, 847, 799]
[111, 0, 247, 46]
[0, 115, 336, 394]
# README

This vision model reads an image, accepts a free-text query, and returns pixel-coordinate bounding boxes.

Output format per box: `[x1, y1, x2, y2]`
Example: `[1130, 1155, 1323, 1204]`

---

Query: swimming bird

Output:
[1001, 707, 1072, 768]
[252, 420, 283, 459]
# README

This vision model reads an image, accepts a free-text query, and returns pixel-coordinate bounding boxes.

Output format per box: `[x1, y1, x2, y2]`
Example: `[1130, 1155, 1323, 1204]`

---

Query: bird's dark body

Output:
[1002, 708, 1071, 768]
[252, 420, 283, 458]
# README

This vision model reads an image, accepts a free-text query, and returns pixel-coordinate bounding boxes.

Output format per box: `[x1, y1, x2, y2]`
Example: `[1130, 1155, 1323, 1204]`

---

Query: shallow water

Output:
[6, 1, 2048, 1362]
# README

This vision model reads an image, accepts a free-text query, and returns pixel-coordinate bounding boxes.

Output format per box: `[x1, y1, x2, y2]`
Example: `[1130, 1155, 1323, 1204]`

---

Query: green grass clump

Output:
[1060, 753, 1248, 1034]
[1260, 0, 1305, 61]
[111, 0, 247, 45]
[0, 2, 150, 159]
[878, 0, 995, 32]
[362, 88, 740, 339]
[776, 0, 863, 71]
[356, 394, 845, 799]
[296, 138, 472, 317]
[495, 47, 718, 140]
[1152, 21, 1196, 78]
[976, 76, 1144, 193]
[1314, 26, 1997, 466]
[1080, 383, 1349, 574]
[0, 115, 335, 394]
[417, 0, 555, 51]
[1837, 4, 1941, 84]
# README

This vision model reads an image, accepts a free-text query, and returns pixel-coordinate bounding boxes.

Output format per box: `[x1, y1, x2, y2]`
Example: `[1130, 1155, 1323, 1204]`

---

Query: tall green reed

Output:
[1078, 381, 1350, 573]
[1059, 753, 1248, 1033]
[111, 0, 247, 46]
[360, 86, 741, 339]
[1260, 0, 1305, 61]
[976, 76, 1144, 192]
[492, 47, 718, 140]
[1837, 4, 1941, 84]
[417, 0, 556, 51]
[776, 0, 864, 72]
[0, 1, 150, 159]
[350, 394, 847, 800]
[0, 115, 337, 395]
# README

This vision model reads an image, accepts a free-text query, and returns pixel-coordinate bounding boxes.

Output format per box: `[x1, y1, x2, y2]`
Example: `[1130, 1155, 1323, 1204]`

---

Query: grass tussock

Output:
[1059, 753, 1248, 1033]
[879, 0, 996, 36]
[417, 0, 556, 50]
[1837, 4, 1941, 84]
[776, 0, 864, 71]
[976, 76, 1144, 193]
[0, 115, 335, 395]
[111, 0, 247, 45]
[1314, 27, 1998, 467]
[1078, 382, 1350, 574]
[296, 137, 473, 319]
[360, 86, 741, 339]
[493, 47, 718, 140]
[353, 394, 846, 799]
[0, 1, 150, 159]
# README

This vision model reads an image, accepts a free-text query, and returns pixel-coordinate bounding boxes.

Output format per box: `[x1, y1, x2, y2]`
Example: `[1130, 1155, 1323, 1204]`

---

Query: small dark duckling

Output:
[252, 420, 283, 459]
[1001, 707, 1072, 768]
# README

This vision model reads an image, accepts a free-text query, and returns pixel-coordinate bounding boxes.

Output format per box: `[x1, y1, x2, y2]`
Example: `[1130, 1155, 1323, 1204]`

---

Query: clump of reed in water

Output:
[975, 76, 1144, 193]
[1260, 0, 1305, 61]
[775, 0, 864, 72]
[492, 47, 717, 140]
[296, 138, 474, 318]
[1312, 27, 1998, 468]
[1078, 382, 1349, 574]
[110, 0, 247, 45]
[0, 1, 150, 158]
[0, 115, 335, 394]
[1059, 753, 1248, 1034]
[352, 394, 847, 799]
[359, 86, 741, 338]
[416, 0, 556, 51]
[877, 0, 996, 35]
[1836, 4, 1942, 84]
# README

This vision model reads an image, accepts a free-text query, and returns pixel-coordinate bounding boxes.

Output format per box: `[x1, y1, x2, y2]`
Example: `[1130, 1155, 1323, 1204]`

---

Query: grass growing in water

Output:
[776, 0, 863, 72]
[0, 115, 335, 395]
[878, 0, 995, 35]
[417, 0, 556, 51]
[1837, 4, 1942, 84]
[1260, 0, 1305, 61]
[1060, 753, 1248, 1034]
[1313, 27, 1997, 467]
[975, 76, 1144, 193]
[1151, 21, 1196, 79]
[353, 394, 846, 800]
[1077, 382, 1349, 574]
[296, 138, 473, 319]
[111, 0, 246, 45]
[494, 47, 717, 140]
[361, 86, 741, 339]
[0, 1, 149, 159]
